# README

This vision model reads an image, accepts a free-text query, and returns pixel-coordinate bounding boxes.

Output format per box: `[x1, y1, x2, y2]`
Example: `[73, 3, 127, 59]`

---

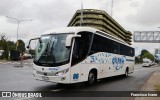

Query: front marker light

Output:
[55, 68, 69, 76]
[61, 77, 66, 81]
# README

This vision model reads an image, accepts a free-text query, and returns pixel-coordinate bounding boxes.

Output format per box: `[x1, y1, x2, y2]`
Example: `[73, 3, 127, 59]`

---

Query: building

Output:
[67, 9, 132, 45]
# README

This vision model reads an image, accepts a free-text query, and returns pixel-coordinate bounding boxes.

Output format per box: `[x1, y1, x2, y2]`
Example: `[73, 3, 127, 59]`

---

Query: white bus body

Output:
[31, 27, 135, 84]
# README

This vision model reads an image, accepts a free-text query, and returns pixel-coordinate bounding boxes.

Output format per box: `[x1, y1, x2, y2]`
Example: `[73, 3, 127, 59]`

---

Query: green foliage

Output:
[0, 33, 9, 60]
[2, 42, 9, 60]
[17, 39, 25, 54]
[0, 40, 16, 51]
[0, 41, 3, 50]
[142, 52, 154, 61]
[29, 49, 35, 56]
[0, 33, 25, 60]
[154, 84, 160, 91]
[135, 49, 154, 63]
[135, 56, 141, 64]
[7, 41, 16, 50]
[140, 50, 149, 57]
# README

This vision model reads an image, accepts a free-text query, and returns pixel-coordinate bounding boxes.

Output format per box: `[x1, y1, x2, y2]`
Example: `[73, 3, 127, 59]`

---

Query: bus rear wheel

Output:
[85, 71, 96, 86]
[124, 68, 129, 77]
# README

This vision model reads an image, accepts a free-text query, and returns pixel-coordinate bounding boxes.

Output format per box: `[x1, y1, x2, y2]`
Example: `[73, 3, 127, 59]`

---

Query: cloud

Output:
[1, 0, 80, 42]
[0, 0, 159, 55]
[0, 0, 20, 15]
[126, 0, 160, 26]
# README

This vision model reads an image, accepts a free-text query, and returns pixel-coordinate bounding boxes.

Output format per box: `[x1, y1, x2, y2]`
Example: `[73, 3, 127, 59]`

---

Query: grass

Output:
[154, 84, 160, 91]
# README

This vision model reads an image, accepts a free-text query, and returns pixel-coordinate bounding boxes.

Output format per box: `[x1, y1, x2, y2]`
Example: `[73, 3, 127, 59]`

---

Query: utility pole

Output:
[80, 0, 83, 26]
[6, 16, 32, 50]
[6, 16, 32, 66]
[158, 27, 160, 65]
[111, 0, 114, 17]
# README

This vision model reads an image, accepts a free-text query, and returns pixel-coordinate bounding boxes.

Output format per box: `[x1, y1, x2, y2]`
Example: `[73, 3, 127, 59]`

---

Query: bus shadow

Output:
[96, 75, 130, 85]
[35, 75, 133, 91]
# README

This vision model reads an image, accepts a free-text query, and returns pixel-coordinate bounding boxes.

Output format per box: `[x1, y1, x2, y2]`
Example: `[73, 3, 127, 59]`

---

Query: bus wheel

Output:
[85, 71, 96, 86]
[124, 68, 129, 77]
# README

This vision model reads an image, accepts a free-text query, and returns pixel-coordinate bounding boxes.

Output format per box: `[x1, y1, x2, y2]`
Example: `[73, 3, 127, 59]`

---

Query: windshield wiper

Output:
[35, 41, 50, 64]
[44, 42, 50, 63]
[44, 36, 56, 64]
[50, 42, 56, 63]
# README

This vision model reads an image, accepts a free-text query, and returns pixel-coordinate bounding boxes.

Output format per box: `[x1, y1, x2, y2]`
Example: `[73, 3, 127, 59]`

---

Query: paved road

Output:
[0, 60, 160, 100]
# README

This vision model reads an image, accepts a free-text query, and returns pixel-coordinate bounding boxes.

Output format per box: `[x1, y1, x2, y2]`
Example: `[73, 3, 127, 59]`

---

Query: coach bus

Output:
[27, 27, 135, 85]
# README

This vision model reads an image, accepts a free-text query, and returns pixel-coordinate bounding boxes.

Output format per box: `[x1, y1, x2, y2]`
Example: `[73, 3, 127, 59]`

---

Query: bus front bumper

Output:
[33, 70, 68, 83]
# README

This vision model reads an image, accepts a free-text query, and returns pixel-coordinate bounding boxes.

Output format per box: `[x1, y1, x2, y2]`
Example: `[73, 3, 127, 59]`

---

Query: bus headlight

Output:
[55, 68, 69, 76]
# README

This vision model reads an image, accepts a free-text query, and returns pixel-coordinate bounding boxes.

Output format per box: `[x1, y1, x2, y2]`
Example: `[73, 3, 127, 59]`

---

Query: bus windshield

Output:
[34, 33, 72, 67]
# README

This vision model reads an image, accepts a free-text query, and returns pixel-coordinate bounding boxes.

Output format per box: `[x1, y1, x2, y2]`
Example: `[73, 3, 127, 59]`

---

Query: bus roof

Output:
[43, 27, 131, 47]
[43, 27, 97, 35]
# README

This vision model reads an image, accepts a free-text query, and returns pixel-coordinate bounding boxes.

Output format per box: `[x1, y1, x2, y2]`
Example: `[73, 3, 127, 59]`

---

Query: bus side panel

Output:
[126, 56, 135, 73]
[70, 53, 134, 83]
[70, 63, 82, 83]
[81, 53, 128, 80]
[107, 54, 126, 77]
[80, 63, 100, 82]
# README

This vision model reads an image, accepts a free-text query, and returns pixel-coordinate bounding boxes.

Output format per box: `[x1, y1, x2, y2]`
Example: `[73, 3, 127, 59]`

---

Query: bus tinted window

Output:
[90, 34, 119, 54]
[119, 43, 134, 57]
[90, 34, 134, 57]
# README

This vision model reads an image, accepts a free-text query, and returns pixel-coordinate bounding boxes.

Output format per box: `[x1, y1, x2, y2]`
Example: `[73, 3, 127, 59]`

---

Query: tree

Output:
[7, 41, 16, 50]
[29, 49, 35, 57]
[140, 49, 154, 61]
[0, 33, 9, 60]
[17, 39, 25, 54]
[140, 50, 149, 57]
[135, 49, 154, 63]
[135, 56, 141, 64]
[142, 52, 154, 61]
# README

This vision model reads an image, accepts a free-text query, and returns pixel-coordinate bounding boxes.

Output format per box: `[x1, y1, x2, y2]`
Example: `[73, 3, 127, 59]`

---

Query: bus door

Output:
[71, 31, 93, 82]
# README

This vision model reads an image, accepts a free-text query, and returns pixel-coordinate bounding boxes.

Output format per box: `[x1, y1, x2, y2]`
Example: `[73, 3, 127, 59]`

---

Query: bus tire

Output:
[124, 67, 129, 77]
[85, 70, 97, 86]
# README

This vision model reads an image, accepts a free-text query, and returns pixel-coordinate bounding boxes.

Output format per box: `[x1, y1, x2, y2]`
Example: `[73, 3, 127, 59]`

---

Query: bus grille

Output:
[36, 71, 56, 76]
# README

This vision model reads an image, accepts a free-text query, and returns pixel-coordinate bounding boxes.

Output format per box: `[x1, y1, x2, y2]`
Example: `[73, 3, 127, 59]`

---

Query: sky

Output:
[0, 0, 160, 56]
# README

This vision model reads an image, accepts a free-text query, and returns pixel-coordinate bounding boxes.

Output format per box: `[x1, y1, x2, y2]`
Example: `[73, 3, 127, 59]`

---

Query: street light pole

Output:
[80, 0, 83, 26]
[6, 16, 32, 47]
[157, 27, 160, 65]
[17, 21, 19, 41]
[111, 0, 114, 17]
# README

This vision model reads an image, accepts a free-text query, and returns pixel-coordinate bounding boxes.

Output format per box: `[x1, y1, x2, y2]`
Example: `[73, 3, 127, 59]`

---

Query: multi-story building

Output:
[67, 9, 132, 45]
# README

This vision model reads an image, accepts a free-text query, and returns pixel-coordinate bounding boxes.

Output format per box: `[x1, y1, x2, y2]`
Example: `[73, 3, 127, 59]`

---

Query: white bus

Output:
[28, 27, 135, 85]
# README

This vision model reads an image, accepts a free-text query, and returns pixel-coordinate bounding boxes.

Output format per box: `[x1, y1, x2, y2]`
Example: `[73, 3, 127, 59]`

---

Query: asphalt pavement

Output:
[0, 59, 160, 100]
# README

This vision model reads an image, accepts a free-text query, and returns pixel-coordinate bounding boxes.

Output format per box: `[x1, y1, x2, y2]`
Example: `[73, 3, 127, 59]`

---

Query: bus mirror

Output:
[66, 35, 81, 47]
[27, 46, 30, 49]
[27, 37, 42, 49]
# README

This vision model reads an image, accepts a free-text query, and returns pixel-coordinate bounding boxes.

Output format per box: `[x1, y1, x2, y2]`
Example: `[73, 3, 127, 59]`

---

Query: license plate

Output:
[42, 76, 49, 81]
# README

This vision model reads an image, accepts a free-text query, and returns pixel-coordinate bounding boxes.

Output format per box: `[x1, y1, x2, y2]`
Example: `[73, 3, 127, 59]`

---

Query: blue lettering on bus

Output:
[49, 67, 59, 71]
[112, 57, 125, 70]
[90, 55, 95, 63]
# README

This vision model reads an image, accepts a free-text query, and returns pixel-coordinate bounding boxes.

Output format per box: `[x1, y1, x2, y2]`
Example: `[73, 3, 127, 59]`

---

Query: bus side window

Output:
[90, 34, 119, 54]
[113, 42, 119, 54]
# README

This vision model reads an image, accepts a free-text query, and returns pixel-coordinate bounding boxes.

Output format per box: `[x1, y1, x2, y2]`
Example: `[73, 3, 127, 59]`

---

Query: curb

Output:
[135, 71, 160, 100]
[0, 60, 8, 62]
